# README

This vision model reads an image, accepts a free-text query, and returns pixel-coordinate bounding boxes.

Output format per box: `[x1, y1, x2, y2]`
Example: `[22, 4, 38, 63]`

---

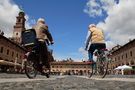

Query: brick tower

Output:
[12, 10, 26, 44]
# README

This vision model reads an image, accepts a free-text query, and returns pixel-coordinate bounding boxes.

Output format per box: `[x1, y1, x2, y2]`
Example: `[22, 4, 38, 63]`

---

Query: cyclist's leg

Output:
[40, 42, 49, 69]
[88, 50, 93, 61]
[88, 44, 96, 61]
[35, 41, 45, 72]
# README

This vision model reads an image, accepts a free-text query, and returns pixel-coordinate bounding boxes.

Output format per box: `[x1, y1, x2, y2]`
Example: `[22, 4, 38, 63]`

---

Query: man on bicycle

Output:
[33, 18, 54, 74]
[85, 24, 106, 63]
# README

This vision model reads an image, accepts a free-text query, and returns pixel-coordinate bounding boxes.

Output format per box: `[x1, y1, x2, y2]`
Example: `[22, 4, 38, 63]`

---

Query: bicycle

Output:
[22, 29, 54, 79]
[89, 48, 111, 78]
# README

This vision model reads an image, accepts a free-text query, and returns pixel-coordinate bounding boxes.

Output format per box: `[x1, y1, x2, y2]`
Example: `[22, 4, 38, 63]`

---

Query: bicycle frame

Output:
[24, 42, 52, 79]
[89, 48, 110, 78]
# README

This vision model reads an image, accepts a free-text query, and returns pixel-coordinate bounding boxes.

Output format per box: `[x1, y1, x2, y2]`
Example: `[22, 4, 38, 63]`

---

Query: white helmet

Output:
[37, 18, 45, 23]
[88, 24, 96, 28]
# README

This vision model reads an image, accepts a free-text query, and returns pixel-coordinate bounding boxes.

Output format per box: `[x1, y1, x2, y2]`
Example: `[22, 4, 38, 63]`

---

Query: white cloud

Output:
[25, 15, 35, 29]
[84, 0, 116, 17]
[78, 47, 88, 60]
[0, 0, 19, 37]
[0, 0, 32, 37]
[82, 0, 135, 59]
[97, 0, 135, 46]
[84, 0, 135, 47]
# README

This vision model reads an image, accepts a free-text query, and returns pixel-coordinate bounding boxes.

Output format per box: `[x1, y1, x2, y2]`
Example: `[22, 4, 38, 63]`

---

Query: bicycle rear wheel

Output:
[89, 62, 97, 78]
[96, 58, 109, 78]
[89, 63, 93, 78]
[24, 60, 38, 79]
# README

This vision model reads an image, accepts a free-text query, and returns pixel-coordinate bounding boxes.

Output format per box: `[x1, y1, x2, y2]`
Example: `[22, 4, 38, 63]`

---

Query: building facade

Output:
[0, 35, 26, 72]
[108, 40, 135, 74]
[0, 10, 26, 72]
[50, 61, 91, 75]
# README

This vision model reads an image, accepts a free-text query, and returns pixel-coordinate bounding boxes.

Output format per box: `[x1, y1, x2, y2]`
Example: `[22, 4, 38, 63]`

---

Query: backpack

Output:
[22, 29, 37, 47]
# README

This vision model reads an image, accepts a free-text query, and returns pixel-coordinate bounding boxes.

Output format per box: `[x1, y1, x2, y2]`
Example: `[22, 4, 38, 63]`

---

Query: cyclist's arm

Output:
[85, 31, 91, 50]
[42, 25, 54, 44]
[45, 30, 54, 43]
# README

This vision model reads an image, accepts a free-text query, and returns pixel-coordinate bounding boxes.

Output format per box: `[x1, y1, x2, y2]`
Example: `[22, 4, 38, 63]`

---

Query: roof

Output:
[111, 39, 135, 54]
[0, 35, 26, 51]
[50, 61, 92, 65]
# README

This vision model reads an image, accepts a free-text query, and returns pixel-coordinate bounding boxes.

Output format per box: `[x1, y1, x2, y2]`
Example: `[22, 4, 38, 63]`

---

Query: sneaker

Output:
[40, 71, 50, 78]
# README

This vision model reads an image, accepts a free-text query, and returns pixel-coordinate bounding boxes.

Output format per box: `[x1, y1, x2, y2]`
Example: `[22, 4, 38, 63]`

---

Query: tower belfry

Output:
[12, 9, 26, 44]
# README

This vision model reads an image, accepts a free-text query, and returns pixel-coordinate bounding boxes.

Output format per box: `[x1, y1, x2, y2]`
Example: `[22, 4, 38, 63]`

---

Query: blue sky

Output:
[14, 0, 106, 60]
[1, 0, 135, 61]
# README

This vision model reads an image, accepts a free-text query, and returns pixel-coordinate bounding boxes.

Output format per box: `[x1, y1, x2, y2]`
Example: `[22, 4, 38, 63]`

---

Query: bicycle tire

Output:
[89, 63, 94, 78]
[96, 58, 109, 78]
[89, 62, 97, 78]
[24, 60, 38, 79]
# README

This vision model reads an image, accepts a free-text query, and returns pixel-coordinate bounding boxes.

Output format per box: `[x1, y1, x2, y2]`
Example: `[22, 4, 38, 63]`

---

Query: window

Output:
[7, 49, 9, 55]
[0, 47, 3, 53]
[18, 19, 21, 22]
[122, 55, 123, 59]
[130, 51, 132, 57]
[16, 33, 18, 36]
[20, 55, 22, 59]
[126, 53, 127, 58]
[12, 52, 14, 57]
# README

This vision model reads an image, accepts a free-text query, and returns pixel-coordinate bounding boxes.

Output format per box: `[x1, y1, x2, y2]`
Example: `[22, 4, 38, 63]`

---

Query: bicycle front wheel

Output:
[24, 60, 38, 79]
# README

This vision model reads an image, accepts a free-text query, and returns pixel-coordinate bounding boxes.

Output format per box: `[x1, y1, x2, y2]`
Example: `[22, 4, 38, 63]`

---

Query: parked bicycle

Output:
[89, 48, 111, 78]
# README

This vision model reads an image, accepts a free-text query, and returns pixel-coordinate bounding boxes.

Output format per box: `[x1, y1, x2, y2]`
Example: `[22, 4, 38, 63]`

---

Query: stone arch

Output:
[130, 60, 134, 65]
[121, 63, 124, 66]
[126, 62, 129, 65]
[79, 70, 83, 75]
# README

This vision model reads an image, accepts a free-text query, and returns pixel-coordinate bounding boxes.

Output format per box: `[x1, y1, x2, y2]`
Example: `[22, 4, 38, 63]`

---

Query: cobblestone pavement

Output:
[0, 73, 135, 90]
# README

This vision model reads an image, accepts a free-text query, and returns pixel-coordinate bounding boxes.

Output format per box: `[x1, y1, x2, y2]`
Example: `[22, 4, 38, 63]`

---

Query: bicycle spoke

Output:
[25, 60, 38, 79]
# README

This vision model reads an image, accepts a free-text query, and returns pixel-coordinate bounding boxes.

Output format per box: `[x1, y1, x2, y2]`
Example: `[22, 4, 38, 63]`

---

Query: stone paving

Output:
[0, 73, 135, 90]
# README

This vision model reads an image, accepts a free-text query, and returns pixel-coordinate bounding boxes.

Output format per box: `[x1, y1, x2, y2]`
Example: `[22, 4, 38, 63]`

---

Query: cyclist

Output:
[33, 18, 54, 74]
[85, 24, 106, 63]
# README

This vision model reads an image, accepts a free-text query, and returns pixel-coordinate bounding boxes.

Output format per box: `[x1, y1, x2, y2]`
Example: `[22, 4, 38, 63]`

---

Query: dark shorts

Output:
[89, 43, 106, 53]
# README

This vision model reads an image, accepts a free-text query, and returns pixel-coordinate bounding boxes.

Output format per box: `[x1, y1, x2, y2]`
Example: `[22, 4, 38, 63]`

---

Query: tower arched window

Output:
[16, 33, 18, 36]
[18, 19, 21, 22]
